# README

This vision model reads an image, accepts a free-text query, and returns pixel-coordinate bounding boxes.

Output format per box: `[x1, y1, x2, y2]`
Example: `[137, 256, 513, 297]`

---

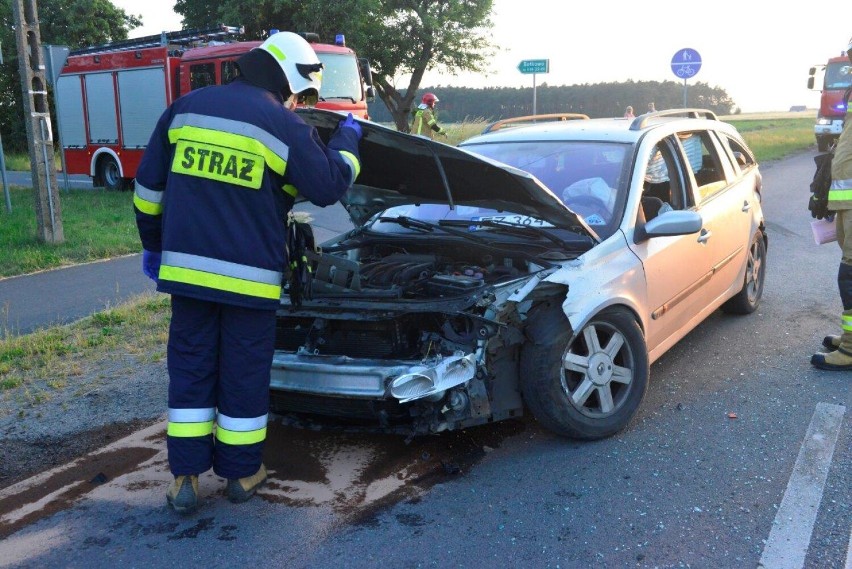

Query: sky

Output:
[113, 0, 850, 113]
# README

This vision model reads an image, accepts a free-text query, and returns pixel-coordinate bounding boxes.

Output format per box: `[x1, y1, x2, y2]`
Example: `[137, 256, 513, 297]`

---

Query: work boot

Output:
[811, 348, 852, 371]
[166, 475, 199, 515]
[226, 464, 267, 504]
[822, 335, 841, 351]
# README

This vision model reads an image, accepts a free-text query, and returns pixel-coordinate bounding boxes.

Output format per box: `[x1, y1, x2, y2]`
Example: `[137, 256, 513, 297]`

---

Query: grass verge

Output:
[0, 186, 141, 278]
[727, 117, 815, 162]
[0, 292, 169, 416]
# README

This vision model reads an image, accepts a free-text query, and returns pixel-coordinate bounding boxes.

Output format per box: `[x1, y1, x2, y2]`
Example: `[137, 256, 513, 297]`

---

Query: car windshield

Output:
[825, 61, 852, 90]
[317, 53, 363, 101]
[461, 140, 631, 238]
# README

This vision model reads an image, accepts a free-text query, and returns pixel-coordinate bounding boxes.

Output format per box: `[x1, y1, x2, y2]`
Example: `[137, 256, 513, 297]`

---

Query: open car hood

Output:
[297, 108, 595, 238]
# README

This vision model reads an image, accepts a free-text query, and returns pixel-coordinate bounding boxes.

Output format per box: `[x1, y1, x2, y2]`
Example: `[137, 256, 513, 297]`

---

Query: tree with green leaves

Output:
[174, 0, 495, 132]
[0, 0, 140, 152]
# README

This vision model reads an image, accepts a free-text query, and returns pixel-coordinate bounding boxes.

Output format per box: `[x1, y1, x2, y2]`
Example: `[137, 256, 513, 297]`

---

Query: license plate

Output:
[470, 214, 554, 230]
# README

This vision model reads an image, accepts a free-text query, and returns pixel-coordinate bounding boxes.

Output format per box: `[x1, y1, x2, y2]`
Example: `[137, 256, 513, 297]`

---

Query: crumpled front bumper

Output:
[269, 351, 477, 402]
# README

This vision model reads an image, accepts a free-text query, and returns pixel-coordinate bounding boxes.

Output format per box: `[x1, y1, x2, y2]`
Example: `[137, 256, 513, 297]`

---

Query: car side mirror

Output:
[358, 57, 374, 86]
[807, 77, 815, 90]
[365, 85, 376, 102]
[634, 210, 702, 243]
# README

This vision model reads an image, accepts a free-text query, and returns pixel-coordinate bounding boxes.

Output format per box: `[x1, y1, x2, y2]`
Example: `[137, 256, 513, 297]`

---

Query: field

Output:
[438, 111, 817, 152]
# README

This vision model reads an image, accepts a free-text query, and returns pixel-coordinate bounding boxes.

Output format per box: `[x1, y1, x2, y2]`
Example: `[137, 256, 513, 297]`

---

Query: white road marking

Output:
[759, 402, 845, 569]
[846, 524, 852, 569]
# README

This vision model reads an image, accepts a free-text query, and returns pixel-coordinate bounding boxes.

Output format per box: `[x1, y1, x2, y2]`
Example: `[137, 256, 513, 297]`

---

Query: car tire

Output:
[817, 136, 829, 153]
[520, 303, 649, 440]
[721, 230, 766, 315]
[96, 156, 130, 191]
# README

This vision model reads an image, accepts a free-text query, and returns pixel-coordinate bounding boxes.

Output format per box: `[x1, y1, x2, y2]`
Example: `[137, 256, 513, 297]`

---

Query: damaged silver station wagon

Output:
[270, 108, 767, 440]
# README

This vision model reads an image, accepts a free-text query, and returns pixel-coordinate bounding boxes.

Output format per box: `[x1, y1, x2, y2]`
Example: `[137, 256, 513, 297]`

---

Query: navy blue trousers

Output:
[166, 295, 276, 479]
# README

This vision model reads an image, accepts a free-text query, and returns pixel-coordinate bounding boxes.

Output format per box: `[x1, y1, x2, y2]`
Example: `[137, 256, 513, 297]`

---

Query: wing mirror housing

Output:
[635, 210, 703, 243]
[358, 57, 374, 86]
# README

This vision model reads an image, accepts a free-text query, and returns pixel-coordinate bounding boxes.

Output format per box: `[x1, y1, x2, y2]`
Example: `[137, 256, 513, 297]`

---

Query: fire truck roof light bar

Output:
[69, 24, 244, 56]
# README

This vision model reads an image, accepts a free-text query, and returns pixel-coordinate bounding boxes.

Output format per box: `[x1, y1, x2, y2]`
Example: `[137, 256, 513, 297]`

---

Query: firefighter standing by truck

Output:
[812, 37, 852, 371]
[411, 92, 446, 139]
[133, 31, 362, 514]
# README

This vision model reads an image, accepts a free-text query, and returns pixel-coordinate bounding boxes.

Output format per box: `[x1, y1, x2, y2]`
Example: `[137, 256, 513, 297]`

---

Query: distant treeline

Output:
[366, 80, 738, 124]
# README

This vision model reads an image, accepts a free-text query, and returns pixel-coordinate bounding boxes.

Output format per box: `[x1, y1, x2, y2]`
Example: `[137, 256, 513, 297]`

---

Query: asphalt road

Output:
[2, 170, 93, 190]
[2, 151, 852, 568]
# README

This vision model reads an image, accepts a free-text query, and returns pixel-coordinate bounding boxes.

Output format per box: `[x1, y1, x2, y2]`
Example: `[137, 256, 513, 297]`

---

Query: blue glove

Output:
[339, 113, 362, 140]
[142, 250, 161, 283]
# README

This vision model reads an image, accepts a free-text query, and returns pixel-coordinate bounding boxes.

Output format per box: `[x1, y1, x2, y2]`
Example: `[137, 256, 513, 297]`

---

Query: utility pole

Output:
[12, 0, 64, 243]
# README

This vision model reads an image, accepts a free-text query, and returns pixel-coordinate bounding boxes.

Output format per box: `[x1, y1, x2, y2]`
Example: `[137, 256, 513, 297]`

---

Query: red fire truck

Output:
[808, 51, 852, 151]
[55, 25, 374, 190]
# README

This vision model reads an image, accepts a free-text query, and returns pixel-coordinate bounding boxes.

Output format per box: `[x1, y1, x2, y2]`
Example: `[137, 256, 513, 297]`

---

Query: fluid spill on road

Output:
[0, 415, 527, 540]
[0, 445, 158, 539]
[260, 416, 527, 522]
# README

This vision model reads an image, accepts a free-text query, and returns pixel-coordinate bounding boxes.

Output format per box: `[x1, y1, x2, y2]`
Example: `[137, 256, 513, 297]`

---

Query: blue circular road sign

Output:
[671, 48, 702, 79]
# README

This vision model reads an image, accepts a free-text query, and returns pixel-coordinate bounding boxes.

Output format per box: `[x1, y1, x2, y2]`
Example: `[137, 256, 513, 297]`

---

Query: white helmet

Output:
[258, 31, 323, 96]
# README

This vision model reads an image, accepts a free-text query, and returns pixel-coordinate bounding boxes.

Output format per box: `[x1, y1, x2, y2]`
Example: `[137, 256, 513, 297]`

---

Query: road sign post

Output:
[518, 59, 549, 116]
[1, 131, 10, 213]
[13, 0, 64, 243]
[670, 48, 702, 108]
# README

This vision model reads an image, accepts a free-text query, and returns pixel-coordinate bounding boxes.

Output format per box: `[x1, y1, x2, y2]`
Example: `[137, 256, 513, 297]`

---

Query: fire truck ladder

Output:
[69, 24, 244, 56]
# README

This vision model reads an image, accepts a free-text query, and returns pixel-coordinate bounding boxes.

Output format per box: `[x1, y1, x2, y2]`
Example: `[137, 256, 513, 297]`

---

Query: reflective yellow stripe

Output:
[413, 111, 424, 135]
[171, 140, 264, 189]
[339, 150, 361, 181]
[167, 420, 214, 437]
[159, 265, 281, 299]
[843, 315, 852, 332]
[133, 192, 163, 215]
[216, 426, 267, 445]
[283, 184, 298, 197]
[829, 189, 852, 202]
[169, 125, 287, 176]
[265, 44, 286, 61]
[162, 251, 281, 285]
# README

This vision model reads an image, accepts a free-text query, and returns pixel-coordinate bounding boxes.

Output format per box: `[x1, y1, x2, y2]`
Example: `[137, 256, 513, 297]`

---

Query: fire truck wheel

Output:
[96, 156, 129, 191]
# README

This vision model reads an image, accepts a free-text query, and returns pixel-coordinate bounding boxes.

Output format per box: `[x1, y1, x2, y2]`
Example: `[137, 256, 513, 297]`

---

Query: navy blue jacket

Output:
[134, 78, 360, 310]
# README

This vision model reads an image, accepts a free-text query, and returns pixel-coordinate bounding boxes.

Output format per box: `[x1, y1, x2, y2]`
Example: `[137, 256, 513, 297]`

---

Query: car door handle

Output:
[697, 229, 712, 244]
[741, 200, 751, 212]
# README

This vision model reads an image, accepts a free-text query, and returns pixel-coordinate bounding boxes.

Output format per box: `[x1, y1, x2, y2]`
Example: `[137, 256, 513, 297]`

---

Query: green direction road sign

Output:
[517, 59, 549, 74]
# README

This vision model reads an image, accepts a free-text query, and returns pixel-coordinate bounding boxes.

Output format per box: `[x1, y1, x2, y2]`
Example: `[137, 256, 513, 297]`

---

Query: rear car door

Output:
[678, 129, 753, 304]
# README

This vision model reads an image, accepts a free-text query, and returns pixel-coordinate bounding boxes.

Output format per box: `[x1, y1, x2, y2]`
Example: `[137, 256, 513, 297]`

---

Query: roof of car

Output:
[459, 109, 733, 147]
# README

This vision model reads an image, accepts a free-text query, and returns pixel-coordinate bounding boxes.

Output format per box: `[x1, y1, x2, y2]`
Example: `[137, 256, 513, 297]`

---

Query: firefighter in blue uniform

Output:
[133, 31, 362, 514]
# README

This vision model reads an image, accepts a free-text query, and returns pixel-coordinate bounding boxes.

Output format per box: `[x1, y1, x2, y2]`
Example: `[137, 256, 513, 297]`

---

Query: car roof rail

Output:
[629, 108, 718, 131]
[481, 113, 590, 134]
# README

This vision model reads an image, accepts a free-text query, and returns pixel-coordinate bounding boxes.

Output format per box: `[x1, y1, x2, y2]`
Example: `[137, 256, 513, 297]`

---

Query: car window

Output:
[640, 138, 692, 221]
[676, 131, 728, 202]
[718, 133, 756, 176]
[221, 60, 238, 85]
[316, 53, 363, 101]
[462, 140, 630, 238]
[189, 63, 216, 90]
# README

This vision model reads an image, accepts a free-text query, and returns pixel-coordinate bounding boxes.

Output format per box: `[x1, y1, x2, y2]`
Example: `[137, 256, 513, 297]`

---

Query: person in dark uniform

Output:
[133, 31, 362, 514]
